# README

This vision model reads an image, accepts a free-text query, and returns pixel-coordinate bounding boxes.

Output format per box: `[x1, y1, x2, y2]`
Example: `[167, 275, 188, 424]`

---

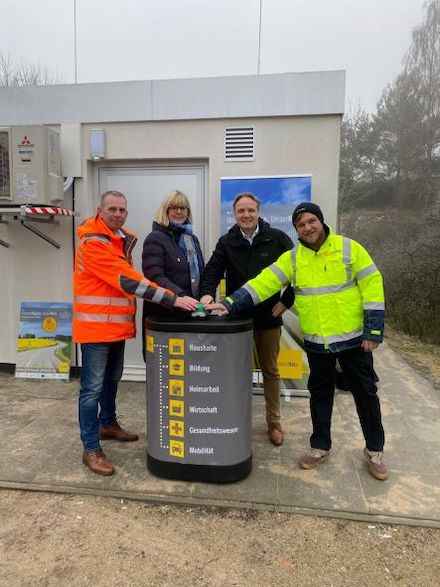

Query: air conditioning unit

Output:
[0, 128, 12, 202]
[0, 125, 63, 205]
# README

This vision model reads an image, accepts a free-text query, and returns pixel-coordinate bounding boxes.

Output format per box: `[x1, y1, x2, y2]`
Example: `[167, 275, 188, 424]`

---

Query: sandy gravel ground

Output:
[1, 489, 439, 587]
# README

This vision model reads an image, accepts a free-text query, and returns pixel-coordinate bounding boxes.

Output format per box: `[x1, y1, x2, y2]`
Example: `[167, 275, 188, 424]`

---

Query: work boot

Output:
[99, 422, 139, 442]
[82, 450, 114, 476]
[299, 448, 330, 470]
[364, 448, 389, 480]
[268, 422, 284, 446]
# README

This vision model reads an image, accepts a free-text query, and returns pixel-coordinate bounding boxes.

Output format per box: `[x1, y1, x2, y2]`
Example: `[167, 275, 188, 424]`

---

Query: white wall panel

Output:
[0, 213, 73, 364]
[0, 71, 345, 125]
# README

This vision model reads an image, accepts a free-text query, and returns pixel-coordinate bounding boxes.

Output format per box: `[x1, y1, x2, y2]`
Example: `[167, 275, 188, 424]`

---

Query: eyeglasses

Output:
[168, 205, 188, 212]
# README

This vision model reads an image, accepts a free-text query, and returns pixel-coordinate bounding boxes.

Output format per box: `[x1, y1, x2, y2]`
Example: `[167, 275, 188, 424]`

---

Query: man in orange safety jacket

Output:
[73, 190, 198, 476]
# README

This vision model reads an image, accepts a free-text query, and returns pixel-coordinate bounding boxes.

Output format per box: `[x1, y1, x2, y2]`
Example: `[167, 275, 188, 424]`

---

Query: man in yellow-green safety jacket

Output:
[206, 202, 388, 481]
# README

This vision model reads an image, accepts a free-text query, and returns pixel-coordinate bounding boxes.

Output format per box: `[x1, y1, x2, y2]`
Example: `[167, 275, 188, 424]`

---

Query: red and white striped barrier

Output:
[24, 206, 74, 216]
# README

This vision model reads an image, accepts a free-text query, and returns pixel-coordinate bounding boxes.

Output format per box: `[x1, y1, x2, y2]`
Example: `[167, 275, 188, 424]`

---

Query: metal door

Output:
[98, 164, 206, 379]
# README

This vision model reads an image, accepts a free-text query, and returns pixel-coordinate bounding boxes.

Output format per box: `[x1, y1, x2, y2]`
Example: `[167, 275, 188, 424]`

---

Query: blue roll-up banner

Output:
[15, 302, 73, 381]
[220, 175, 312, 393]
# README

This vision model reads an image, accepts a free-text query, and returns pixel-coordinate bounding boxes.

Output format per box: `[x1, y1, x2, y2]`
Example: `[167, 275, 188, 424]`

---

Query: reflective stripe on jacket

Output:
[73, 215, 176, 343]
[224, 227, 385, 352]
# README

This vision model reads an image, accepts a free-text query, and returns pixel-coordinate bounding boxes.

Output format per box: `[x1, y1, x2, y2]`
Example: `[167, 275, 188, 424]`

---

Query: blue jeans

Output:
[79, 341, 125, 452]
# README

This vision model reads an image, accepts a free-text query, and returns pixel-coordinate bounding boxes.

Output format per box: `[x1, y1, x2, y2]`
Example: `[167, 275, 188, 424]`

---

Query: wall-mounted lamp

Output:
[89, 129, 106, 160]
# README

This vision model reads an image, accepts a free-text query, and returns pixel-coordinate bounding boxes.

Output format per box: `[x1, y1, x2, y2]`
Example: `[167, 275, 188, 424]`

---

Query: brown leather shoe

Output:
[299, 448, 329, 469]
[364, 448, 389, 480]
[99, 422, 139, 442]
[268, 422, 284, 446]
[82, 450, 114, 476]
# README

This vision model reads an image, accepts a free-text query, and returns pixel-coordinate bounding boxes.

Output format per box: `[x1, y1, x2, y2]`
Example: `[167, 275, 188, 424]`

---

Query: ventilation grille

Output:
[0, 130, 11, 200]
[224, 126, 255, 161]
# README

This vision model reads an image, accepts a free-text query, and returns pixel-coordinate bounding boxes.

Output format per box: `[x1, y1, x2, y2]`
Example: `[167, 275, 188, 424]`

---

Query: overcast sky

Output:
[0, 0, 427, 112]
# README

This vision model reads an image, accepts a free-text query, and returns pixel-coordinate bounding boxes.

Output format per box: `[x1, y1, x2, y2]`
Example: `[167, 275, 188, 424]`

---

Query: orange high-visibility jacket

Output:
[73, 215, 176, 343]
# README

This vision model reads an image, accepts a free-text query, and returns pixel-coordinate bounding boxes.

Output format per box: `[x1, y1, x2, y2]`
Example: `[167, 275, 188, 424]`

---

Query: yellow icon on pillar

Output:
[146, 336, 154, 353]
[169, 419, 184, 438]
[169, 440, 184, 458]
[169, 338, 184, 355]
[169, 399, 184, 418]
[169, 379, 184, 397]
[169, 359, 184, 376]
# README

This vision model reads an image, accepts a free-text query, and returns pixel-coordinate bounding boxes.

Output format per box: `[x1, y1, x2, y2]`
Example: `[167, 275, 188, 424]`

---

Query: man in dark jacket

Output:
[200, 193, 294, 445]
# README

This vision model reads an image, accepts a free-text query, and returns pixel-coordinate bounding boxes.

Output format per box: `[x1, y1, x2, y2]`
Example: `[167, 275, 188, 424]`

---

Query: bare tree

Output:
[0, 52, 62, 87]
[339, 1, 440, 342]
[374, 0, 440, 202]
[339, 105, 376, 211]
[341, 0, 440, 208]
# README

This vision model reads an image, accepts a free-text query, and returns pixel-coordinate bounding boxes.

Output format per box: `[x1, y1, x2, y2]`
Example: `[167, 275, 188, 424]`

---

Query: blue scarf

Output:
[170, 223, 202, 298]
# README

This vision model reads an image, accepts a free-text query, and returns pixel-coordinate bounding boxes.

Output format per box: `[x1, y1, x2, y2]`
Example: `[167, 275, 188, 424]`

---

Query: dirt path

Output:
[385, 328, 440, 390]
[1, 489, 439, 587]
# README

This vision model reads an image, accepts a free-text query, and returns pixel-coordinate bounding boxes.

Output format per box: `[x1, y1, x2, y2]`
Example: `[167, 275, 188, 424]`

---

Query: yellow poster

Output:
[277, 349, 303, 379]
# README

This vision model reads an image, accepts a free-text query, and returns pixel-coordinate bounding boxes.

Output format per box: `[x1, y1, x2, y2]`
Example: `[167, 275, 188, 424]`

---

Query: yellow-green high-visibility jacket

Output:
[223, 227, 385, 352]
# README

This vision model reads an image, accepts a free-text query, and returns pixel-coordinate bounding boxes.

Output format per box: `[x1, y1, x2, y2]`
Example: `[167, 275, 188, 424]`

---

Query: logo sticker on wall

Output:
[17, 136, 35, 163]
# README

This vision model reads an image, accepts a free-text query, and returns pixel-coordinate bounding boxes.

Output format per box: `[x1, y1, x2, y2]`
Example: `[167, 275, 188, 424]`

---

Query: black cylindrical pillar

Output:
[145, 316, 253, 483]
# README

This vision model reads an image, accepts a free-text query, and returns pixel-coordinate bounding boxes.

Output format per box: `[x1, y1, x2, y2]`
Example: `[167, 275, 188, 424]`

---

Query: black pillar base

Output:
[147, 452, 252, 484]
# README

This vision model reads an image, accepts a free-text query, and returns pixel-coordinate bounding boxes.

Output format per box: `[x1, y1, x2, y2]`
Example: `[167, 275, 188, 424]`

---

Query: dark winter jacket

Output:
[200, 219, 294, 330]
[142, 221, 204, 319]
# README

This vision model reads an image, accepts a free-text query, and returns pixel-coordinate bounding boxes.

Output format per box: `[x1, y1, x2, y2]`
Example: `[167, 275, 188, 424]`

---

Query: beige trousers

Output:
[253, 327, 282, 424]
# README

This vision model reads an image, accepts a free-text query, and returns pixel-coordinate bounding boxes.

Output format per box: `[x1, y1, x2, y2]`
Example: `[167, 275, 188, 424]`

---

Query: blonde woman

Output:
[141, 190, 203, 345]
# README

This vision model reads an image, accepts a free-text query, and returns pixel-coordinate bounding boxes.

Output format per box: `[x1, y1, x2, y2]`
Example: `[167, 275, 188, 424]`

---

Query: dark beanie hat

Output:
[292, 202, 324, 226]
